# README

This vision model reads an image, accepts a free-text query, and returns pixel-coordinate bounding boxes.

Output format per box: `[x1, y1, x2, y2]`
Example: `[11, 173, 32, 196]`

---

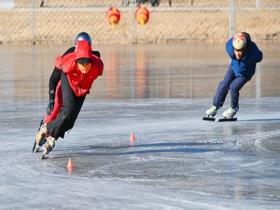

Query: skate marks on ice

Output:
[37, 125, 280, 167]
[39, 130, 280, 179]
[22, 129, 280, 209]
[2, 123, 280, 209]
[48, 140, 223, 175]
[238, 117, 280, 122]
[55, 141, 223, 156]
[34, 142, 221, 161]
[237, 130, 280, 154]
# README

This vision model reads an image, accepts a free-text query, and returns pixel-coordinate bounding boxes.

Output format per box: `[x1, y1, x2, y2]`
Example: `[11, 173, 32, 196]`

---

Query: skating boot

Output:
[217, 106, 239, 121]
[203, 105, 218, 121]
[222, 107, 238, 119]
[32, 122, 47, 153]
[41, 136, 56, 159]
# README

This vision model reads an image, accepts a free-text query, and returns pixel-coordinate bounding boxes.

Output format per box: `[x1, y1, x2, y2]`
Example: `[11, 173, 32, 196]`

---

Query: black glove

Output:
[46, 90, 55, 115]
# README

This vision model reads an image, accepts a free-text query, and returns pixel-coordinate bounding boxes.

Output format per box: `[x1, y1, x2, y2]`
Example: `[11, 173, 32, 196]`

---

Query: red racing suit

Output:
[44, 40, 103, 124]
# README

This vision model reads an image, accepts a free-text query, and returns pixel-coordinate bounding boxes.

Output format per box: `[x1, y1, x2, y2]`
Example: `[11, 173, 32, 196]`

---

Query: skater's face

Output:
[77, 61, 92, 74]
[234, 48, 245, 60]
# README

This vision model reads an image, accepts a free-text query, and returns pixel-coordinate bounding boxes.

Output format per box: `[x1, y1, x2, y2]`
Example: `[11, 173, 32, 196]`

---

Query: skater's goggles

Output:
[77, 58, 92, 65]
[233, 47, 245, 52]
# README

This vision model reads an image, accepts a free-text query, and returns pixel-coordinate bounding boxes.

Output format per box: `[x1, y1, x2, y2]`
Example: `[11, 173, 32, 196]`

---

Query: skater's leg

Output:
[34, 82, 63, 152]
[32, 119, 47, 152]
[213, 67, 236, 108]
[42, 136, 56, 156]
[46, 73, 86, 140]
[229, 76, 249, 109]
[42, 73, 85, 156]
[222, 76, 249, 118]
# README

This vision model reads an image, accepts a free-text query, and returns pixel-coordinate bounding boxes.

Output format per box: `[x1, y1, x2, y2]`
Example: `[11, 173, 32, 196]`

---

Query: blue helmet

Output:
[75, 32, 92, 46]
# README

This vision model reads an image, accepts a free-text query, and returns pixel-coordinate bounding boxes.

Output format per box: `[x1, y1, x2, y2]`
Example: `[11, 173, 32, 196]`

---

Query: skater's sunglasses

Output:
[233, 48, 245, 52]
[77, 58, 92, 65]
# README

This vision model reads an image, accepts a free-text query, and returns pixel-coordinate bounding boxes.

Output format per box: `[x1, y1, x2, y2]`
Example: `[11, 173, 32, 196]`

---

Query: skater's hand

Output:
[46, 99, 54, 115]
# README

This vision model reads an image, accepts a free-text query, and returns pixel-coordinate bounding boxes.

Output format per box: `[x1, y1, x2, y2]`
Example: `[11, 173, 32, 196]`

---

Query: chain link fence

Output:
[0, 0, 279, 44]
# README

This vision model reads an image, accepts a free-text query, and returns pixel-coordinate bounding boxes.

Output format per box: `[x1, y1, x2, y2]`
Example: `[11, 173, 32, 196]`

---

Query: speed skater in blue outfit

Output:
[205, 32, 263, 119]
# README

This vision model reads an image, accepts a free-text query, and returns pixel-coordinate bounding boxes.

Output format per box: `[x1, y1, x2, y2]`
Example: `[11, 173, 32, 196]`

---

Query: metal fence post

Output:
[32, 0, 36, 44]
[129, 0, 137, 43]
[256, 0, 261, 8]
[229, 0, 236, 38]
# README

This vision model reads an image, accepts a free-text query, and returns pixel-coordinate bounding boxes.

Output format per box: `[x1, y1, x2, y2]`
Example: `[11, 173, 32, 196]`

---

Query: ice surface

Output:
[0, 44, 280, 210]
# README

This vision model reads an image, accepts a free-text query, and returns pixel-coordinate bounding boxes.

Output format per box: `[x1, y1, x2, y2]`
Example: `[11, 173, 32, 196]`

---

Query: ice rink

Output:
[0, 43, 280, 209]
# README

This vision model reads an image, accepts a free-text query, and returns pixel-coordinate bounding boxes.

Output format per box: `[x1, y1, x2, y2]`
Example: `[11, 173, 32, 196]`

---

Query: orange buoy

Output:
[135, 6, 150, 26]
[107, 7, 121, 26]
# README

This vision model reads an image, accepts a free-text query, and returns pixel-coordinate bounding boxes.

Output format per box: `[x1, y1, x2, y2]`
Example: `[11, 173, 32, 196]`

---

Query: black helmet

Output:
[75, 32, 92, 46]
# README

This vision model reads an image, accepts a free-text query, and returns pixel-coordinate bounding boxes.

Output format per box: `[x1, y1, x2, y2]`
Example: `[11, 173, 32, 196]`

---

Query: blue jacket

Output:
[226, 37, 263, 78]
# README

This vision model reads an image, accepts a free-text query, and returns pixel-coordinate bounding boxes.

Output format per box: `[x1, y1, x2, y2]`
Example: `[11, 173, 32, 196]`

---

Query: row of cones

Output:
[67, 132, 136, 173]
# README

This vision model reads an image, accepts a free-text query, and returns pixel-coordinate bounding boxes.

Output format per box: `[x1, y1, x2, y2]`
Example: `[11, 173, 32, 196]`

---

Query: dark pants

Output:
[213, 66, 250, 109]
[47, 73, 86, 139]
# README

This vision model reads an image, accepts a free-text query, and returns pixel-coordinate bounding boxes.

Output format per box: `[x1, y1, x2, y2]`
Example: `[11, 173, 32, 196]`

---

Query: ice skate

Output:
[203, 105, 218, 121]
[41, 136, 56, 159]
[222, 107, 238, 118]
[32, 122, 47, 153]
[219, 107, 238, 122]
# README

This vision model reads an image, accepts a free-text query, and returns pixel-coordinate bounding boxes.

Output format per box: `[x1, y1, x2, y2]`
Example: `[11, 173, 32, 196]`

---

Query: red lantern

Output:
[135, 6, 149, 26]
[107, 7, 121, 26]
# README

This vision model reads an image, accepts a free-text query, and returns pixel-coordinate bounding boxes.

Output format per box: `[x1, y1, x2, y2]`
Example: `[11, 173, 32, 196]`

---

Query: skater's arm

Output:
[49, 47, 76, 92]
[49, 61, 62, 94]
[242, 42, 263, 67]
[49, 68, 61, 89]
[250, 42, 263, 63]
[226, 38, 235, 59]
[47, 67, 61, 114]
[47, 47, 77, 114]
[62, 47, 75, 56]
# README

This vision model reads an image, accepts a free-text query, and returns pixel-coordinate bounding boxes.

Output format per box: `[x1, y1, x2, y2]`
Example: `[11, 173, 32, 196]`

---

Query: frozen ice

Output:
[0, 44, 280, 209]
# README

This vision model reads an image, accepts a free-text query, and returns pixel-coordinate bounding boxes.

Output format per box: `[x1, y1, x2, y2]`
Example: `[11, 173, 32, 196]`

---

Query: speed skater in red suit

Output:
[34, 39, 104, 157]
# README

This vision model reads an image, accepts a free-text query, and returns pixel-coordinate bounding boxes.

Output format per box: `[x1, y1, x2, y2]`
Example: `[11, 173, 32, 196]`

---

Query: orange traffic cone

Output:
[67, 159, 73, 173]
[130, 132, 136, 145]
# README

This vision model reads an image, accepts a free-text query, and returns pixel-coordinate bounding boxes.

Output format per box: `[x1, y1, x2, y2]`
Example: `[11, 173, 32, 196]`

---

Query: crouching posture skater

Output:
[46, 32, 100, 116]
[205, 32, 263, 120]
[34, 39, 104, 158]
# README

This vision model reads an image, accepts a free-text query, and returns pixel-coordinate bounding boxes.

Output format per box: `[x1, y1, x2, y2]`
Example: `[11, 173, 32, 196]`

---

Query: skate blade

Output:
[203, 116, 215, 121]
[218, 118, 237, 122]
[32, 141, 36, 153]
[32, 142, 41, 153]
[32, 141, 39, 153]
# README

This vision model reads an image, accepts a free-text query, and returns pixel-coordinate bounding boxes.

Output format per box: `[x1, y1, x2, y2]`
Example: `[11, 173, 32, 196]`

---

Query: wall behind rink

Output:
[0, 0, 279, 45]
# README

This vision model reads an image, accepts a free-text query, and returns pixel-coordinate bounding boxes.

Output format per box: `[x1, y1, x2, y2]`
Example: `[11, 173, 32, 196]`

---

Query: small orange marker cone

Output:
[67, 159, 73, 173]
[130, 132, 136, 145]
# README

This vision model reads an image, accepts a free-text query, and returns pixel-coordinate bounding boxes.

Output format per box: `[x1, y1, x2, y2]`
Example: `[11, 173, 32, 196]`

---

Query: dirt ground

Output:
[0, 1, 279, 44]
